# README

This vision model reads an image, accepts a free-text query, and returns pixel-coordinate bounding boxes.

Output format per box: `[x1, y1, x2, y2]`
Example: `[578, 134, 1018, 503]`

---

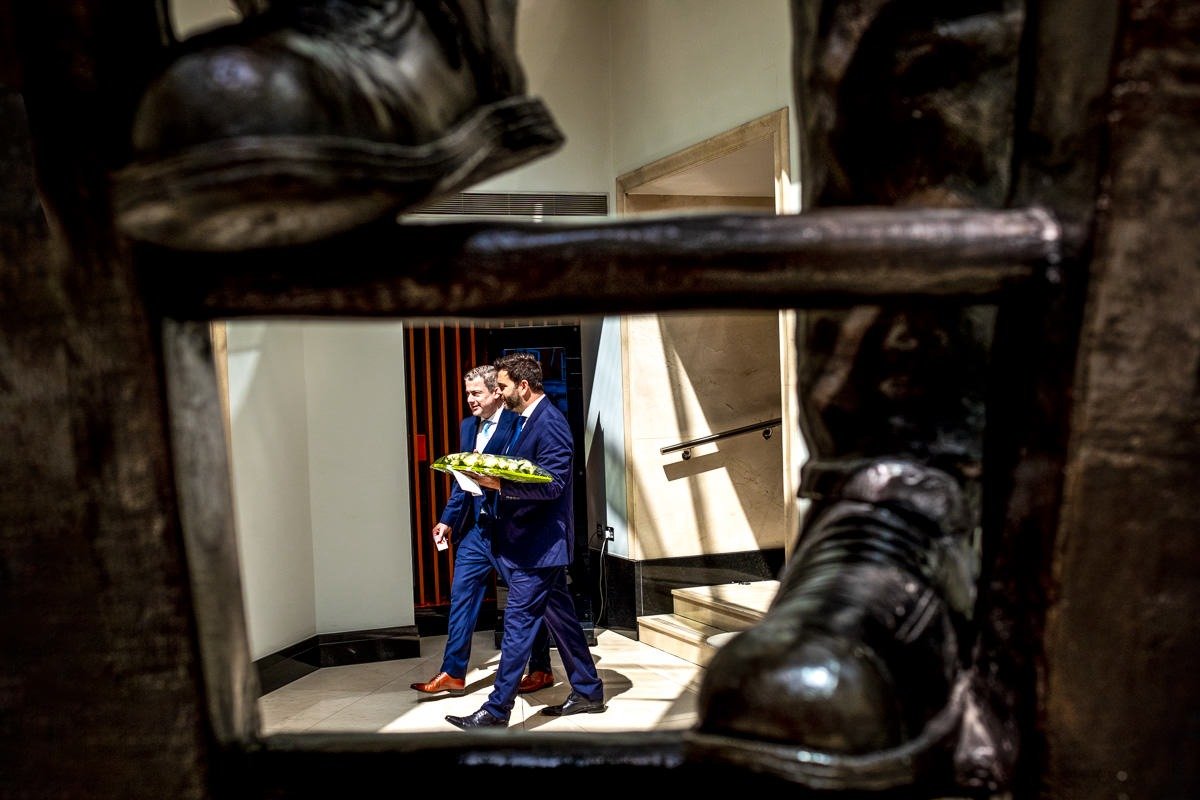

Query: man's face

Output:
[464, 376, 502, 418]
[495, 369, 526, 412]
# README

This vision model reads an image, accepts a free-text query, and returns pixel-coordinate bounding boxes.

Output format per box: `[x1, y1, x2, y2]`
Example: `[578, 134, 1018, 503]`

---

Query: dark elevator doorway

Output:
[406, 321, 593, 645]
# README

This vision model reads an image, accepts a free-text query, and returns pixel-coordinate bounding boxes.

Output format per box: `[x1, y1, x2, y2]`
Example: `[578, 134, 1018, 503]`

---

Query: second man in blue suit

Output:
[410, 364, 552, 696]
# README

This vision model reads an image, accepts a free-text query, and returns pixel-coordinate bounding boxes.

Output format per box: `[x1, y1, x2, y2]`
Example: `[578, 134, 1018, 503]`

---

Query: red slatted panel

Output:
[443, 323, 460, 571]
[406, 324, 427, 604]
[406, 320, 490, 609]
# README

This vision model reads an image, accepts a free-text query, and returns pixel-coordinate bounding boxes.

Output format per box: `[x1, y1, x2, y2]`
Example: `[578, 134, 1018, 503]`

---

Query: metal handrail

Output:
[660, 418, 782, 459]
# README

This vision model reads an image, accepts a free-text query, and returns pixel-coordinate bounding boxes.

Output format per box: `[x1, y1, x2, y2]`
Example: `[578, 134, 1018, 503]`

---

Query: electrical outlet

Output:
[604, 526, 614, 541]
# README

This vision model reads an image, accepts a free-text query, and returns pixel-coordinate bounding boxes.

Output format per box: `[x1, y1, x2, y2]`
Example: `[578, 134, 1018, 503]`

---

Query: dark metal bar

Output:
[161, 320, 261, 746]
[661, 418, 782, 456]
[138, 206, 1071, 320]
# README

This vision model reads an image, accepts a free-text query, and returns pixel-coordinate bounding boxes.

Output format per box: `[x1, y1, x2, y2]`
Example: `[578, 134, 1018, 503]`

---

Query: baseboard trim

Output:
[255, 625, 421, 696]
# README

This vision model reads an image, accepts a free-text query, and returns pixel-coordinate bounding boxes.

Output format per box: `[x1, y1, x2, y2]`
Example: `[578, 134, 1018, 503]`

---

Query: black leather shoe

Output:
[445, 708, 507, 729]
[687, 460, 1005, 790]
[539, 691, 605, 717]
[113, 0, 563, 251]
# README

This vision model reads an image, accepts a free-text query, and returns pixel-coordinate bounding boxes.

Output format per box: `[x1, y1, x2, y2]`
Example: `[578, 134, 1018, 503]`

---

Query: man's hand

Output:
[432, 522, 452, 551]
[465, 472, 501, 491]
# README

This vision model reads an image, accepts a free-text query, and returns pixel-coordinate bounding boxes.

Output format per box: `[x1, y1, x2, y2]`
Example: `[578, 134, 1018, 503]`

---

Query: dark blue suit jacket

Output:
[438, 408, 520, 535]
[492, 396, 574, 570]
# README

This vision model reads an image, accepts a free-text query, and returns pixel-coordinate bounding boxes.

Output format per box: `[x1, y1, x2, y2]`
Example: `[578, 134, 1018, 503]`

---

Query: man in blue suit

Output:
[410, 364, 552, 696]
[446, 353, 605, 728]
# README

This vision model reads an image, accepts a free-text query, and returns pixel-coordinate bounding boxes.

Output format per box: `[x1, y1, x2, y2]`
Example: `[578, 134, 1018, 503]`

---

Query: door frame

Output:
[614, 108, 804, 563]
[616, 107, 791, 214]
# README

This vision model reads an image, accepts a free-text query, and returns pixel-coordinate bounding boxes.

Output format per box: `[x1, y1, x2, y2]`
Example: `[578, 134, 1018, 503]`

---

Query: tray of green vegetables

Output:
[431, 451, 554, 483]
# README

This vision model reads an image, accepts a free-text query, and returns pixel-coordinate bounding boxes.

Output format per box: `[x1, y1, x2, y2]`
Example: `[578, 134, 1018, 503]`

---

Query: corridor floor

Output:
[259, 627, 702, 734]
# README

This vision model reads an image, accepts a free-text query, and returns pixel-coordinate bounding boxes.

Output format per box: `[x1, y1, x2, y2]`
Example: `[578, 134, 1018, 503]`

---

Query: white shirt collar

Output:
[522, 394, 546, 418]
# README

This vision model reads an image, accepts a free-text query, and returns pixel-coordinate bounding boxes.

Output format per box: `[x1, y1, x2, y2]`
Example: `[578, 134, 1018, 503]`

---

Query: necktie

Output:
[475, 419, 494, 453]
[506, 416, 526, 455]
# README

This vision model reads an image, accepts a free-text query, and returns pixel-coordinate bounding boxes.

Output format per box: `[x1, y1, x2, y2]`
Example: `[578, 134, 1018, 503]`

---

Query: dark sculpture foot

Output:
[112, 0, 564, 251]
[687, 459, 1006, 791]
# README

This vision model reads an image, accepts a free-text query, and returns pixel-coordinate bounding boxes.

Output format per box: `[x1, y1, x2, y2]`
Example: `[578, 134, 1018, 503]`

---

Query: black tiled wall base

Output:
[255, 626, 420, 695]
[587, 547, 785, 640]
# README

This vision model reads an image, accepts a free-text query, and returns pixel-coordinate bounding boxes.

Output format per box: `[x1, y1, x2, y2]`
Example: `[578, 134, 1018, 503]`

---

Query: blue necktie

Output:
[475, 419, 493, 453]
[505, 416, 526, 455]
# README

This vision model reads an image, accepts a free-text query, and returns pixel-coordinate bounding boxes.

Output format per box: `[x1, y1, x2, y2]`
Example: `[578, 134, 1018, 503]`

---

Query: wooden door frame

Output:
[614, 108, 804, 563]
[615, 107, 791, 214]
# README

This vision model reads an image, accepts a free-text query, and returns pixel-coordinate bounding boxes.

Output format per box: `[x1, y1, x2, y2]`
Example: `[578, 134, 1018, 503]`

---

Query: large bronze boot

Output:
[111, 0, 563, 251]
[689, 305, 1010, 793]
[687, 1, 1024, 791]
[690, 458, 988, 790]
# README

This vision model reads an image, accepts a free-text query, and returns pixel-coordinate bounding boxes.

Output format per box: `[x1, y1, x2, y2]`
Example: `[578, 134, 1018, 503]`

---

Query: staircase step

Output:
[671, 580, 779, 631]
[637, 613, 724, 666]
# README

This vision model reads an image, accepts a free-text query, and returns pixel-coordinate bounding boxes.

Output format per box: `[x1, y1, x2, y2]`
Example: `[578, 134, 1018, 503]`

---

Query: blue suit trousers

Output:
[440, 525, 552, 678]
[482, 564, 602, 720]
[439, 525, 495, 678]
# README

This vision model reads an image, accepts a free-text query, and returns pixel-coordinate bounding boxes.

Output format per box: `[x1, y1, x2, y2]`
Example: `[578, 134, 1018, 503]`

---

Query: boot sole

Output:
[683, 673, 968, 791]
[112, 95, 564, 252]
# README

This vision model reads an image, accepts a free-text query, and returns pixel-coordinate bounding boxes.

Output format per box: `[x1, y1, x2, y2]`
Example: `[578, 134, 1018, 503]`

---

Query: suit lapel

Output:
[508, 399, 548, 456]
[483, 409, 518, 455]
[460, 416, 476, 453]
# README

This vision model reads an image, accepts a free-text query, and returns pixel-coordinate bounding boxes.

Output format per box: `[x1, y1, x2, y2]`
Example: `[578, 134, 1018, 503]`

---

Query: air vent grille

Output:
[416, 191, 609, 217]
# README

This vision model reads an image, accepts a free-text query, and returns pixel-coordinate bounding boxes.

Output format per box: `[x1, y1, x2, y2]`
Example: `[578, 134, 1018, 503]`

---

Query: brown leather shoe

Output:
[516, 670, 554, 694]
[410, 671, 466, 695]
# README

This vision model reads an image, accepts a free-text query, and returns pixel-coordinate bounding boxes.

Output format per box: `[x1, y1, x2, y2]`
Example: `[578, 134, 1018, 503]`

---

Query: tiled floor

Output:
[259, 628, 702, 734]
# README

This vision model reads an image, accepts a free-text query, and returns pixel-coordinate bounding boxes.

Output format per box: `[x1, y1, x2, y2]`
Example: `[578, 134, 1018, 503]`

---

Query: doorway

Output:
[486, 324, 594, 644]
[404, 321, 594, 643]
[606, 109, 802, 633]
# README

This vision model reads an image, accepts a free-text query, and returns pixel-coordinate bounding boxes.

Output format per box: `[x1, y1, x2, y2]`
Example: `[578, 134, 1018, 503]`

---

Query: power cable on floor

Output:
[595, 536, 608, 627]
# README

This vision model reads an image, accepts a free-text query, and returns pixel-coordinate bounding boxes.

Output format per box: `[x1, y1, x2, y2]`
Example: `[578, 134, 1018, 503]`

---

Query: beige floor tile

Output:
[259, 626, 700, 735]
[304, 689, 414, 733]
[281, 659, 417, 692]
[261, 691, 373, 733]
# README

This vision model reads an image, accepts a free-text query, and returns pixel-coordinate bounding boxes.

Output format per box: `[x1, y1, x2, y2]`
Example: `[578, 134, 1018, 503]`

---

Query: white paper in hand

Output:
[449, 468, 483, 496]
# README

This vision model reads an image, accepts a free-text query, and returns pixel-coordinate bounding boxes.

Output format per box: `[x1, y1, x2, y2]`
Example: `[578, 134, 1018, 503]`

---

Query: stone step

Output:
[633, 580, 780, 666]
[636, 613, 725, 666]
[670, 580, 779, 631]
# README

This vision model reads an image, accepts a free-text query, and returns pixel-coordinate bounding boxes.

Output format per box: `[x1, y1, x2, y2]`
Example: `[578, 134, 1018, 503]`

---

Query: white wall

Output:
[623, 312, 787, 561]
[579, 316, 628, 552]
[304, 323, 413, 634]
[226, 322, 315, 659]
[478, 0, 613, 195]
[227, 321, 412, 660]
[609, 0, 796, 184]
[487, 1, 626, 557]
[606, 1, 797, 559]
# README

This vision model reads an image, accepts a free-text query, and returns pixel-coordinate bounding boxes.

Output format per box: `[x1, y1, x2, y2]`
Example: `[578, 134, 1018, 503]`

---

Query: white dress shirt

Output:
[474, 408, 503, 452]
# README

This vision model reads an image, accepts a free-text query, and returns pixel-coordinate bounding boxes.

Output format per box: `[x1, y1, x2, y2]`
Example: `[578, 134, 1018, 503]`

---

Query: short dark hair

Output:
[494, 352, 544, 392]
